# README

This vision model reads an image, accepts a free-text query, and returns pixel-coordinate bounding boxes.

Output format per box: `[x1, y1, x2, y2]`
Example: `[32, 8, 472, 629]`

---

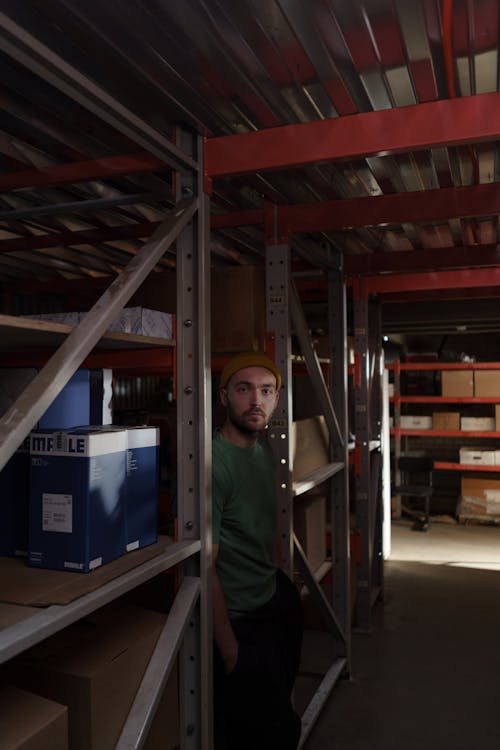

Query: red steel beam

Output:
[280, 182, 500, 234]
[364, 268, 500, 294]
[207, 182, 500, 234]
[210, 208, 264, 229]
[344, 245, 500, 274]
[205, 92, 500, 178]
[0, 152, 165, 192]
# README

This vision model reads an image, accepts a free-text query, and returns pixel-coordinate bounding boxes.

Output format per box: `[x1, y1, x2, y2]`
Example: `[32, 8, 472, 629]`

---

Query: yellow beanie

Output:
[220, 352, 282, 390]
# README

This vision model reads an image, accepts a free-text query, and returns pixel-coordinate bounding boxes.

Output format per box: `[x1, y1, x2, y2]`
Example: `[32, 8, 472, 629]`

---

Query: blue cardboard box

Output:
[28, 428, 127, 572]
[39, 369, 113, 429]
[125, 427, 159, 552]
[0, 436, 30, 556]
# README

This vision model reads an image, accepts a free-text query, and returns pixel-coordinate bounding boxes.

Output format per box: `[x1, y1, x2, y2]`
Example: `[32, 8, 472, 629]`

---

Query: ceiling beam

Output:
[205, 92, 500, 178]
[0, 222, 160, 253]
[0, 152, 166, 192]
[209, 182, 500, 235]
[364, 268, 500, 295]
[280, 182, 500, 234]
[345, 245, 500, 274]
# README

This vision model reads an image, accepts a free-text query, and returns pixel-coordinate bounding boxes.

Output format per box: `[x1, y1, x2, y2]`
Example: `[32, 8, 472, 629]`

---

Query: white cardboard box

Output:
[459, 446, 496, 466]
[107, 307, 173, 339]
[24, 308, 173, 339]
[400, 416, 433, 430]
[460, 417, 495, 431]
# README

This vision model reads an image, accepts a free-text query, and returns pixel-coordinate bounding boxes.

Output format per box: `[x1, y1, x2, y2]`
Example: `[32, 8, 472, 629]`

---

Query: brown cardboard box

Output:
[294, 495, 326, 572]
[432, 412, 460, 431]
[131, 265, 267, 354]
[144, 660, 179, 750]
[460, 476, 500, 516]
[0, 685, 68, 750]
[474, 370, 500, 397]
[291, 416, 330, 481]
[9, 606, 167, 750]
[441, 370, 474, 397]
[496, 404, 500, 432]
[211, 265, 266, 352]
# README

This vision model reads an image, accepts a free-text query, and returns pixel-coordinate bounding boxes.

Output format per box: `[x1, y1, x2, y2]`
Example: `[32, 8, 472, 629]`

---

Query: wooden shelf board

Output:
[0, 314, 175, 353]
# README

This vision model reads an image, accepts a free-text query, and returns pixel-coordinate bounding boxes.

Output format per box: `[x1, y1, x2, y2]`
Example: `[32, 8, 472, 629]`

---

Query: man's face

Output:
[221, 366, 280, 436]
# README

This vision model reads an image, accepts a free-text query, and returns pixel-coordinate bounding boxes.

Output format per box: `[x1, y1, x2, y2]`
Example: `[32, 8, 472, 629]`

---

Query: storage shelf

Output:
[386, 362, 500, 371]
[293, 461, 345, 497]
[0, 313, 175, 372]
[390, 396, 500, 404]
[0, 537, 199, 665]
[390, 428, 500, 438]
[434, 462, 500, 472]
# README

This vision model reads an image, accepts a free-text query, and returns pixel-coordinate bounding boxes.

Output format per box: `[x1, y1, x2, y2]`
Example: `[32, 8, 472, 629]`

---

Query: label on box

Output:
[42, 493, 72, 533]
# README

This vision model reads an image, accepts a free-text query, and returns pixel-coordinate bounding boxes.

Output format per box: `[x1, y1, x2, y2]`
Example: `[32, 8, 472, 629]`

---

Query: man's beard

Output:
[225, 401, 268, 437]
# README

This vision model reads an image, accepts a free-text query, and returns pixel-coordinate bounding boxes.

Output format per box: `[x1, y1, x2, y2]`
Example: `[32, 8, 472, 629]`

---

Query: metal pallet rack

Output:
[265, 240, 351, 748]
[350, 278, 384, 633]
[388, 359, 500, 524]
[0, 127, 212, 749]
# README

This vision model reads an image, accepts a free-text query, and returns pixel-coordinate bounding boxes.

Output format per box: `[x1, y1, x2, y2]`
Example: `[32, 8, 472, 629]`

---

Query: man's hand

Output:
[222, 640, 239, 675]
[213, 544, 239, 675]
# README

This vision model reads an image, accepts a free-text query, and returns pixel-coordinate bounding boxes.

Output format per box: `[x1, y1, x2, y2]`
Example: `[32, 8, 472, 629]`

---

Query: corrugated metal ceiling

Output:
[0, 0, 499, 295]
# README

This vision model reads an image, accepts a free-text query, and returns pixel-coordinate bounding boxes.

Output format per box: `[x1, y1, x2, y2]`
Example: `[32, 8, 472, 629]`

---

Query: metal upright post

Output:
[369, 299, 384, 600]
[265, 242, 294, 575]
[266, 239, 350, 748]
[352, 281, 384, 631]
[352, 278, 373, 632]
[327, 256, 351, 669]
[176, 130, 212, 750]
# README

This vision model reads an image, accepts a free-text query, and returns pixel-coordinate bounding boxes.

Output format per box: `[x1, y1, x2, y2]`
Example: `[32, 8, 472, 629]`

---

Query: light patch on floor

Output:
[389, 518, 500, 571]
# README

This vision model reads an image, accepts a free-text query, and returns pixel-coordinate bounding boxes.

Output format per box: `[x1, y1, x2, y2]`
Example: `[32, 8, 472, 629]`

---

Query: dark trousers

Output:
[214, 569, 303, 750]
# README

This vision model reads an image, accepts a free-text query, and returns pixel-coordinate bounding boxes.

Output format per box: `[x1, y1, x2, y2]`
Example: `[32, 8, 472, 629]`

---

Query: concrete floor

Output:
[302, 519, 500, 749]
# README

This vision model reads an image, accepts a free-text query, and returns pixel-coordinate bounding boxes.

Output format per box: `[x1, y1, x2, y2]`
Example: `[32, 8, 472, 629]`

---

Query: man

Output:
[212, 352, 303, 750]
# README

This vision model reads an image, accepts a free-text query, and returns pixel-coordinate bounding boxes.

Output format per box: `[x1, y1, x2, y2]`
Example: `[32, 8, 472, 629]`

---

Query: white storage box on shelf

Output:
[89, 425, 160, 552]
[24, 307, 173, 339]
[460, 417, 495, 431]
[106, 307, 173, 339]
[28, 428, 128, 572]
[125, 427, 160, 552]
[400, 415, 433, 430]
[459, 446, 497, 466]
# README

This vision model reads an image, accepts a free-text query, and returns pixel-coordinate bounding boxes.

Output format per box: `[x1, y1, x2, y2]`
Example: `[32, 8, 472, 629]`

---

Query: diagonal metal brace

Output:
[289, 279, 344, 448]
[0, 197, 197, 472]
[293, 534, 345, 644]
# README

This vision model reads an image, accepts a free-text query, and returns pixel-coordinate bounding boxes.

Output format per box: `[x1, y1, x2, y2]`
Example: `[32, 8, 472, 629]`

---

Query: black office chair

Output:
[392, 455, 434, 531]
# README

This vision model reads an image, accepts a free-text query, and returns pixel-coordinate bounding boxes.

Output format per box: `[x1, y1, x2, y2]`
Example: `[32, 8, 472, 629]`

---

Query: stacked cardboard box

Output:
[432, 412, 460, 430]
[291, 416, 330, 481]
[0, 685, 68, 750]
[7, 606, 176, 750]
[441, 370, 474, 397]
[294, 495, 327, 572]
[460, 477, 500, 517]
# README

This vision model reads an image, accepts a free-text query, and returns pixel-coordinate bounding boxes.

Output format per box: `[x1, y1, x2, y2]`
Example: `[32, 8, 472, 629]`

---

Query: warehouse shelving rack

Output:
[0, 131, 212, 749]
[388, 359, 500, 524]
